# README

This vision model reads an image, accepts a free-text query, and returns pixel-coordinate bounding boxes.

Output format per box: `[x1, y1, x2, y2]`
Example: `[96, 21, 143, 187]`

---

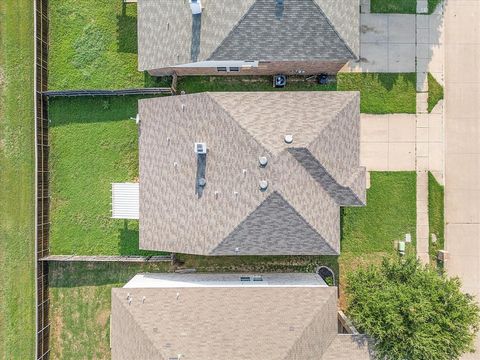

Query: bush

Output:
[346, 257, 480, 360]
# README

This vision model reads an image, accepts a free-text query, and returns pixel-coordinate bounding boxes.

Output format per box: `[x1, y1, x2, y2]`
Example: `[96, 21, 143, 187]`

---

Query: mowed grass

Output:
[49, 261, 171, 359]
[0, 0, 36, 358]
[341, 172, 417, 254]
[49, 256, 338, 358]
[428, 172, 444, 262]
[49, 96, 164, 255]
[178, 73, 417, 114]
[339, 172, 417, 308]
[177, 75, 337, 93]
[428, 73, 444, 113]
[337, 73, 417, 114]
[370, 0, 417, 13]
[49, 0, 166, 90]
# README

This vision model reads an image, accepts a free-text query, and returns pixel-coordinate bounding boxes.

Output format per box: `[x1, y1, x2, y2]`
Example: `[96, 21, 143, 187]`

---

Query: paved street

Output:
[443, 0, 480, 358]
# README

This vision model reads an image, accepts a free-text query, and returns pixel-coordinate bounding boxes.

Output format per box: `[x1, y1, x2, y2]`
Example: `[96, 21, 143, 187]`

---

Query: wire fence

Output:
[35, 0, 50, 358]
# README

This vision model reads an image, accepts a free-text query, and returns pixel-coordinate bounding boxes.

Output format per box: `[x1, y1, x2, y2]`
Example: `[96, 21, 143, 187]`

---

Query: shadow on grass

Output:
[176, 254, 340, 284]
[48, 261, 172, 287]
[117, 5, 137, 53]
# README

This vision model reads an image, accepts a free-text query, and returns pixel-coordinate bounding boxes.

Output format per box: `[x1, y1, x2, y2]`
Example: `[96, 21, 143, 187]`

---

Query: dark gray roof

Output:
[138, 0, 359, 71]
[209, 0, 354, 61]
[138, 92, 365, 256]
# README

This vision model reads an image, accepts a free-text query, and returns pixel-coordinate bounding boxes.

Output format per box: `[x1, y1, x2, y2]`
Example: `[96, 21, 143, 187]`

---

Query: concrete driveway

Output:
[346, 14, 416, 72]
[443, 0, 480, 358]
[360, 114, 416, 170]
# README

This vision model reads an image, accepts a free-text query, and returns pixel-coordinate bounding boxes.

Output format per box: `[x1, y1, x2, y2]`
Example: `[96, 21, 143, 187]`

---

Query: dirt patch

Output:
[96, 308, 110, 327]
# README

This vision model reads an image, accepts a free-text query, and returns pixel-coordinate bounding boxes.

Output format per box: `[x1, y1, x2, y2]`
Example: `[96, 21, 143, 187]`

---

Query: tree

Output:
[346, 256, 480, 360]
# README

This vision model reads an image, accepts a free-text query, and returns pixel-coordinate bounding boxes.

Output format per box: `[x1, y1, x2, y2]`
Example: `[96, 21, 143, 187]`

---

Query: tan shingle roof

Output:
[137, 0, 359, 71]
[111, 273, 338, 360]
[110, 273, 373, 360]
[139, 92, 365, 255]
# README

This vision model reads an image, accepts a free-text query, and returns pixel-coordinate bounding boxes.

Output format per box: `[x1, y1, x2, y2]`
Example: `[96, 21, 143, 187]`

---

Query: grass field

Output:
[339, 172, 417, 308]
[428, 73, 444, 113]
[337, 73, 417, 114]
[428, 172, 444, 263]
[0, 1, 36, 358]
[48, 0, 168, 90]
[49, 96, 165, 255]
[370, 0, 417, 13]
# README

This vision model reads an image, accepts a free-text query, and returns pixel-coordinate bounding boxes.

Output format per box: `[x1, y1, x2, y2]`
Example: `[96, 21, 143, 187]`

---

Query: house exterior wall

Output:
[148, 60, 346, 77]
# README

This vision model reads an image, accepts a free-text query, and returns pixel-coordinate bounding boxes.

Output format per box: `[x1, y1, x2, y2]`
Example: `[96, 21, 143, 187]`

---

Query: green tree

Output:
[346, 256, 480, 360]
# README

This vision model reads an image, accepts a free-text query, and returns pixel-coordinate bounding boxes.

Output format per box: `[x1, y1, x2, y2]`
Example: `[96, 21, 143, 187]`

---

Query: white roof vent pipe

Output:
[259, 156, 268, 167]
[259, 180, 268, 191]
[284, 134, 293, 144]
[189, 0, 202, 14]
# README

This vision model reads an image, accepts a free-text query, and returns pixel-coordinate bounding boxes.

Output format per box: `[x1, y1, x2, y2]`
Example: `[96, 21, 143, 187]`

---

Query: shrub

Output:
[346, 257, 480, 360]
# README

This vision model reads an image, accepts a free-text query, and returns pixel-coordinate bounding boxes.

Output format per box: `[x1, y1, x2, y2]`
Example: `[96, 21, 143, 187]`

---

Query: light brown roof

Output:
[111, 274, 338, 360]
[139, 92, 365, 255]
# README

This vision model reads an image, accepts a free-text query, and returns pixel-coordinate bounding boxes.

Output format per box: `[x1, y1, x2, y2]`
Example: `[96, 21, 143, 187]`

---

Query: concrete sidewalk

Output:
[443, 0, 480, 358]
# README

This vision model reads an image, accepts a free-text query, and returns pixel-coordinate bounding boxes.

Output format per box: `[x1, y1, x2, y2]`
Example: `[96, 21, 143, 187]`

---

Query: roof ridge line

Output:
[283, 289, 338, 360]
[207, 0, 258, 60]
[205, 92, 273, 157]
[113, 290, 168, 358]
[310, 0, 357, 60]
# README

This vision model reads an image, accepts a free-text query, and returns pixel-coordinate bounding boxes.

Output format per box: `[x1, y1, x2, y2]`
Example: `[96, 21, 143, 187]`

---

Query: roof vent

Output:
[189, 0, 202, 14]
[259, 180, 268, 191]
[284, 134, 293, 144]
[198, 178, 206, 187]
[195, 142, 207, 154]
[259, 156, 268, 167]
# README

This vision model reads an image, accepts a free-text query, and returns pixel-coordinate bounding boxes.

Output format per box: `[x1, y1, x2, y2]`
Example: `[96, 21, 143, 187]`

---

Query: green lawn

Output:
[428, 172, 444, 263]
[337, 73, 417, 114]
[0, 1, 36, 358]
[341, 172, 417, 254]
[178, 73, 417, 114]
[371, 0, 442, 13]
[49, 261, 171, 359]
[339, 172, 417, 308]
[428, 73, 444, 113]
[49, 96, 164, 255]
[48, 256, 337, 358]
[370, 0, 416, 13]
[49, 0, 168, 90]
[177, 75, 337, 93]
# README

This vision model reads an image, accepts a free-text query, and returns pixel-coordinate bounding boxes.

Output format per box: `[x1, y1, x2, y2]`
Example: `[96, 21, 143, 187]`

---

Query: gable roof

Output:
[110, 273, 373, 360]
[138, 92, 365, 255]
[138, 0, 359, 71]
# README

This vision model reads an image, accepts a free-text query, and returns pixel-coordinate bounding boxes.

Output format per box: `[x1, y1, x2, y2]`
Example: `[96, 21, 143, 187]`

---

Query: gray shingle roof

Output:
[137, 0, 359, 71]
[110, 273, 373, 360]
[139, 92, 365, 255]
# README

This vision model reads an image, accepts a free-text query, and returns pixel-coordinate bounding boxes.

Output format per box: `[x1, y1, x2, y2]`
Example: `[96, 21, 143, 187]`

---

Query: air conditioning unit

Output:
[194, 142, 207, 154]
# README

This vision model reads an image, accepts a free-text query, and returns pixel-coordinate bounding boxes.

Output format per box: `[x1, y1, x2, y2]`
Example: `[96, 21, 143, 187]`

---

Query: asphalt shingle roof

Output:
[139, 92, 365, 255]
[110, 273, 373, 360]
[138, 0, 359, 71]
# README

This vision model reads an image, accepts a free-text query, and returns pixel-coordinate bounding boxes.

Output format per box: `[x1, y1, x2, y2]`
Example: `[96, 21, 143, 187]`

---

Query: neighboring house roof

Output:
[137, 0, 360, 71]
[110, 273, 373, 360]
[139, 92, 365, 255]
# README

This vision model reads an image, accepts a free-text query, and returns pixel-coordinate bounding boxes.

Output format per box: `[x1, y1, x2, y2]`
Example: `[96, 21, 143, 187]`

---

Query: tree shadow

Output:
[117, 5, 137, 53]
